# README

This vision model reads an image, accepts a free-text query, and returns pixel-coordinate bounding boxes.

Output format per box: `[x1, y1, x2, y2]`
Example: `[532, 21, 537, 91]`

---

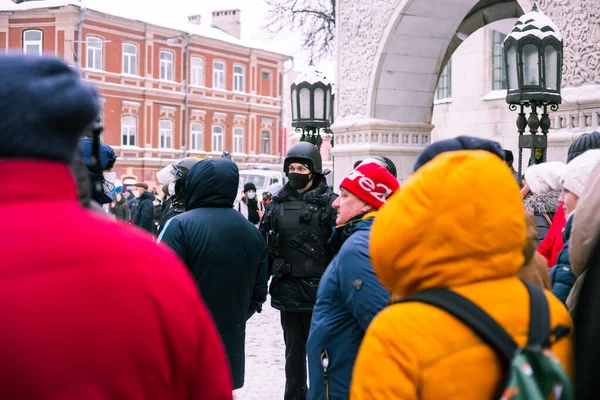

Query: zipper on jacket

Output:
[321, 349, 330, 400]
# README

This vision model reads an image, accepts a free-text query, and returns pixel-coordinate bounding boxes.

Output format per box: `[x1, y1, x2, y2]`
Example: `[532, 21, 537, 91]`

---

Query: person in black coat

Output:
[133, 183, 155, 233]
[158, 158, 268, 390]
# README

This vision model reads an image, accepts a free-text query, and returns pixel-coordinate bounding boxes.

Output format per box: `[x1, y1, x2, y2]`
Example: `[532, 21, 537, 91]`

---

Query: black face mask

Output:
[288, 173, 312, 190]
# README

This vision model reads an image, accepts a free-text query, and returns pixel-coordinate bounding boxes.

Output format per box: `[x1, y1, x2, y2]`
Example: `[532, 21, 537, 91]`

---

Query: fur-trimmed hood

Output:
[524, 190, 560, 214]
[272, 176, 335, 207]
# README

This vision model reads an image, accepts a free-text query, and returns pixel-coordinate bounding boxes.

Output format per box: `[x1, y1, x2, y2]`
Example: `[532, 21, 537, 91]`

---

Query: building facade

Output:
[332, 0, 600, 186]
[1, 1, 289, 187]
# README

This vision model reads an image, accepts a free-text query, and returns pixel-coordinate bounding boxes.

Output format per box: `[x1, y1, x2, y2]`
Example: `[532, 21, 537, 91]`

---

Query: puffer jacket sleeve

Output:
[550, 240, 576, 304]
[351, 307, 419, 400]
[248, 242, 269, 319]
[338, 235, 389, 331]
[139, 200, 155, 232]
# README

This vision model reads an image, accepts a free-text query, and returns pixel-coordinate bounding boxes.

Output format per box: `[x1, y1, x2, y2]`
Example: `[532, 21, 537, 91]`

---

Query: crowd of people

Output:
[3, 53, 600, 399]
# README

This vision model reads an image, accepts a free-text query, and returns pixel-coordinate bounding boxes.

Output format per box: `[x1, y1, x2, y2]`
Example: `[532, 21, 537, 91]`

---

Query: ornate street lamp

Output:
[504, 3, 563, 182]
[291, 62, 334, 150]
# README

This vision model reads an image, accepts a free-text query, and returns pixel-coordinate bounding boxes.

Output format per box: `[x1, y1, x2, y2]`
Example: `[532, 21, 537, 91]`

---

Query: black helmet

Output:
[284, 142, 323, 174]
[222, 150, 232, 160]
[356, 156, 397, 178]
[173, 157, 201, 180]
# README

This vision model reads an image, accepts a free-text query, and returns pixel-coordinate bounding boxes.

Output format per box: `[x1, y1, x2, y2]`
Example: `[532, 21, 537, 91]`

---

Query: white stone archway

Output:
[331, 0, 537, 185]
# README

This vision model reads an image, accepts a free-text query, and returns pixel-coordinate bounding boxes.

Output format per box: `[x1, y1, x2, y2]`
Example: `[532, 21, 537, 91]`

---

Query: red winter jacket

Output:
[0, 161, 233, 399]
[538, 203, 567, 268]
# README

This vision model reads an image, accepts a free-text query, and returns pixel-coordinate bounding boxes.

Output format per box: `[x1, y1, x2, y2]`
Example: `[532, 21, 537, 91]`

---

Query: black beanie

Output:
[0, 54, 99, 163]
[244, 182, 257, 193]
[568, 131, 600, 162]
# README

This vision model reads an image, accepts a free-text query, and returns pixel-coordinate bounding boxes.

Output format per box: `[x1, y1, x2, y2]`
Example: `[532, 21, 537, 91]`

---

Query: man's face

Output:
[559, 188, 579, 216]
[535, 148, 543, 160]
[332, 188, 373, 225]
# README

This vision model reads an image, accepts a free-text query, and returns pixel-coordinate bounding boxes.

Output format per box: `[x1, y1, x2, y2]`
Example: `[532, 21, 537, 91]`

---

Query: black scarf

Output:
[246, 198, 260, 224]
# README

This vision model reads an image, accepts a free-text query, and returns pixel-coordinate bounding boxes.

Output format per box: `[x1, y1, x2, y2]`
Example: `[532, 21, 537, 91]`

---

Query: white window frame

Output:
[23, 29, 42, 56]
[159, 119, 173, 149]
[86, 36, 103, 70]
[191, 57, 204, 86]
[233, 64, 244, 92]
[121, 115, 137, 146]
[213, 61, 225, 90]
[190, 122, 203, 151]
[212, 125, 224, 152]
[261, 131, 271, 154]
[233, 127, 244, 153]
[159, 50, 174, 81]
[122, 43, 138, 76]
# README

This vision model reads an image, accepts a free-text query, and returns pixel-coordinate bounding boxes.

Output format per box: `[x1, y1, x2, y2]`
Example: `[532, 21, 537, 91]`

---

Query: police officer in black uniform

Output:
[260, 142, 337, 400]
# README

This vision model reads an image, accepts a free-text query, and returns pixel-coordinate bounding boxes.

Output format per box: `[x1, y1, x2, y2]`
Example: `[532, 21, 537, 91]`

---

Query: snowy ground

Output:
[234, 296, 286, 400]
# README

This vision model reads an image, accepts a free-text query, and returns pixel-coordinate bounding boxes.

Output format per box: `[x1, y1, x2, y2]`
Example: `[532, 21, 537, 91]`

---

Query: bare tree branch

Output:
[263, 0, 335, 62]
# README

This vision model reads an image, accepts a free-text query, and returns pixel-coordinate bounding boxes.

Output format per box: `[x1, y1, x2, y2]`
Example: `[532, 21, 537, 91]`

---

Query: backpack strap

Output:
[542, 212, 553, 226]
[395, 288, 518, 364]
[523, 281, 551, 348]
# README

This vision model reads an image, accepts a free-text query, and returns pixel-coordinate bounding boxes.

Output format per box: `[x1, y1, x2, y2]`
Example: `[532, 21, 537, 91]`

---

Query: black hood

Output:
[185, 158, 239, 210]
[139, 191, 155, 202]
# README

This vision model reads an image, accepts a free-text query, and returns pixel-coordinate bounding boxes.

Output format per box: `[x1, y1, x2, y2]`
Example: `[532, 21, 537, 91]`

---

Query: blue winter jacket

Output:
[550, 214, 576, 304]
[307, 214, 389, 400]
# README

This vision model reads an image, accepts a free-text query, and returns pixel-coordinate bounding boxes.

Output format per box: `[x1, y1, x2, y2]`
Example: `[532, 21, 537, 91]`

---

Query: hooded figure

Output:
[523, 161, 566, 245]
[158, 158, 268, 390]
[79, 137, 117, 205]
[0, 54, 232, 399]
[350, 151, 572, 400]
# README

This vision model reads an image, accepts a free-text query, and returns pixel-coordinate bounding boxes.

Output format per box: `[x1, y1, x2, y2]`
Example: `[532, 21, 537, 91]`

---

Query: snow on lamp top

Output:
[505, 3, 562, 42]
[293, 62, 330, 87]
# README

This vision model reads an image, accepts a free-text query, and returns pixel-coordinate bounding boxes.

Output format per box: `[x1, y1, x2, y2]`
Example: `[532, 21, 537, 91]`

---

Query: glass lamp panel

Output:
[522, 44, 540, 86]
[299, 87, 311, 119]
[325, 89, 330, 121]
[291, 88, 298, 120]
[544, 45, 558, 90]
[314, 88, 325, 120]
[507, 45, 518, 90]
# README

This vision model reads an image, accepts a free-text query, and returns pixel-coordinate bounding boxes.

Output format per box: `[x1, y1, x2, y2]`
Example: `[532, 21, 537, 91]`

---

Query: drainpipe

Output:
[77, 6, 85, 70]
[280, 56, 294, 163]
[182, 33, 192, 157]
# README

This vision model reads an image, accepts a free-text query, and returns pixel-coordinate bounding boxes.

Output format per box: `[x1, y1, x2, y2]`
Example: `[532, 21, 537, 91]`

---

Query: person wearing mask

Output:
[110, 181, 130, 222]
[523, 161, 566, 246]
[0, 54, 232, 399]
[350, 150, 572, 400]
[550, 149, 600, 303]
[538, 132, 600, 268]
[237, 182, 264, 227]
[133, 182, 155, 233]
[158, 158, 268, 390]
[156, 157, 201, 235]
[307, 163, 399, 400]
[260, 142, 337, 400]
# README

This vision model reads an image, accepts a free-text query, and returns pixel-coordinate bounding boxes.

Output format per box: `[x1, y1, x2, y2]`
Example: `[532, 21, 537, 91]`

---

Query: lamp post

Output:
[504, 3, 563, 183]
[167, 33, 193, 157]
[291, 62, 334, 150]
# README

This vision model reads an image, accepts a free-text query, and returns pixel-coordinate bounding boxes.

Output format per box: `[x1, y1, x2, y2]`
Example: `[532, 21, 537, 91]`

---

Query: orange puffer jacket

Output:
[350, 151, 573, 400]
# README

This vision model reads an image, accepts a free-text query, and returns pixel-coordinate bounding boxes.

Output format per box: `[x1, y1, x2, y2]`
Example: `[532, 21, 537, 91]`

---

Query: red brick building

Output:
[1, 0, 289, 187]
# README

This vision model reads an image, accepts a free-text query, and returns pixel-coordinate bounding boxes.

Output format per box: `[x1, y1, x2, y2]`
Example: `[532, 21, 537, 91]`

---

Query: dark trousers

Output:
[281, 310, 313, 400]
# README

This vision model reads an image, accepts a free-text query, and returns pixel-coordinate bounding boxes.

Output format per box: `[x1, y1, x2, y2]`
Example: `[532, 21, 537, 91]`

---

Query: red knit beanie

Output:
[340, 163, 400, 209]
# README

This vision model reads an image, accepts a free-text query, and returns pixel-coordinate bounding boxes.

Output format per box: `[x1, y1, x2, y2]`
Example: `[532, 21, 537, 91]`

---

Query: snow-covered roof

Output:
[292, 63, 331, 86]
[0, 0, 291, 58]
[505, 5, 563, 42]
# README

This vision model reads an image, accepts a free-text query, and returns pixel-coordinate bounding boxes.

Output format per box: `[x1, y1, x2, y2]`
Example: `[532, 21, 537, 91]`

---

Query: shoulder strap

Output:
[523, 281, 551, 348]
[395, 288, 518, 363]
[542, 212, 553, 226]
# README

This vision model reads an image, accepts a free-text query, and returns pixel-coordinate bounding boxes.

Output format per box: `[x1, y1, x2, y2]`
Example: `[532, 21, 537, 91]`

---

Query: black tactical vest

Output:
[267, 197, 335, 279]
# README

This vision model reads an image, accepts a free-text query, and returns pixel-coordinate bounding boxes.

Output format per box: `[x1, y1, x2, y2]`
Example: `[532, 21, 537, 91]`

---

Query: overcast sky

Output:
[85, 0, 335, 80]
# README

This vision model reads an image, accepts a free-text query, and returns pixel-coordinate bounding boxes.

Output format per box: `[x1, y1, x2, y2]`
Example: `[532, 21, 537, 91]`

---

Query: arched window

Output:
[159, 119, 173, 149]
[261, 131, 270, 154]
[212, 125, 223, 152]
[23, 30, 42, 56]
[86, 36, 103, 70]
[233, 127, 244, 153]
[190, 122, 203, 151]
[122, 43, 138, 75]
[121, 115, 137, 146]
